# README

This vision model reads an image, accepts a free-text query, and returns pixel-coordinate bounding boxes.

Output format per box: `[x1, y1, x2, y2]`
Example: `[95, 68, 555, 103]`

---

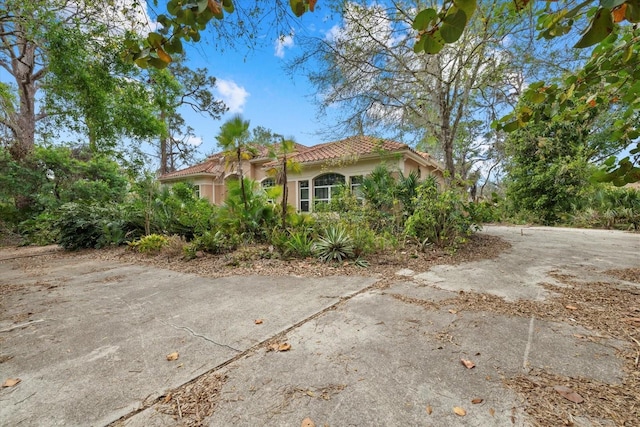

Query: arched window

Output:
[313, 173, 345, 206]
[261, 177, 276, 188]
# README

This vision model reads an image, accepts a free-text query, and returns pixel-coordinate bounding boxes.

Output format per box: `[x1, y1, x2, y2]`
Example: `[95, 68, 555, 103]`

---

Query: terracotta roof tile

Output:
[159, 153, 226, 180]
[286, 136, 409, 164]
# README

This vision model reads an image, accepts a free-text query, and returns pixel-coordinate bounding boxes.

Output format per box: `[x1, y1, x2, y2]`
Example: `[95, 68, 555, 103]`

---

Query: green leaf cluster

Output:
[496, 25, 640, 185]
[413, 0, 477, 54]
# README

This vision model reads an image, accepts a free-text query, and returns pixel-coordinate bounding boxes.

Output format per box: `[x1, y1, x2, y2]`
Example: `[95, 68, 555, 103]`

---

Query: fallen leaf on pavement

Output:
[426, 405, 433, 415]
[448, 309, 458, 314]
[163, 393, 172, 403]
[2, 378, 21, 387]
[301, 417, 315, 427]
[565, 305, 578, 310]
[453, 406, 466, 416]
[255, 319, 263, 324]
[471, 398, 483, 404]
[553, 385, 584, 403]
[166, 352, 179, 361]
[489, 408, 495, 416]
[623, 317, 640, 324]
[278, 343, 291, 351]
[461, 359, 475, 369]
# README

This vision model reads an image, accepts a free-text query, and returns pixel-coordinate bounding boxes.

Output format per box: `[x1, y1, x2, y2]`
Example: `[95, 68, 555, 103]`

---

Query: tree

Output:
[504, 90, 619, 224]
[216, 114, 252, 210]
[291, 0, 525, 180]
[149, 61, 227, 175]
[0, 0, 54, 161]
[130, 0, 319, 68]
[44, 25, 163, 153]
[0, 0, 153, 161]
[267, 136, 302, 229]
[498, 25, 640, 185]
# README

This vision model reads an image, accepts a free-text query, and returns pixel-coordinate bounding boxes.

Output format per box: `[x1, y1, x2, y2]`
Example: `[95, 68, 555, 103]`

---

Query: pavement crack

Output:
[160, 320, 241, 353]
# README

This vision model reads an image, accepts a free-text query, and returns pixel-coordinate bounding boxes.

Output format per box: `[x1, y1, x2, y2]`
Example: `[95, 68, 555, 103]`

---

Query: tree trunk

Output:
[237, 146, 248, 211]
[159, 111, 168, 175]
[281, 155, 288, 229]
[8, 33, 38, 162]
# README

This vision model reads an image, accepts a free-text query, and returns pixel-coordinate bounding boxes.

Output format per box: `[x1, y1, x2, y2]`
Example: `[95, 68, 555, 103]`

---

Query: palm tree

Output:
[267, 136, 301, 229]
[216, 115, 251, 211]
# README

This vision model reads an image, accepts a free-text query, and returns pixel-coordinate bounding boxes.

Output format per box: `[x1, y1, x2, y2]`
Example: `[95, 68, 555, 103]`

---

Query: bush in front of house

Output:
[405, 177, 477, 248]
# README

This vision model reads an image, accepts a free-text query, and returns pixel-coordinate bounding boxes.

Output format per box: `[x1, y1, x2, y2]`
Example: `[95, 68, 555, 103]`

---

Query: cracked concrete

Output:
[1, 226, 638, 426]
[159, 320, 242, 353]
[0, 258, 375, 426]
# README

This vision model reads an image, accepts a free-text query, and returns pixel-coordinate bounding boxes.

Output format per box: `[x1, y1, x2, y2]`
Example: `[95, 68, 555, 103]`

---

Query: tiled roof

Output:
[159, 136, 442, 180]
[284, 136, 409, 164]
[159, 153, 226, 180]
[158, 142, 310, 180]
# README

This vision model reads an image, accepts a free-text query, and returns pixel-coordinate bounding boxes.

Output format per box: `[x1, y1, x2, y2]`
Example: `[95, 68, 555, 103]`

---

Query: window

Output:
[313, 173, 345, 206]
[261, 178, 276, 204]
[261, 178, 275, 189]
[194, 185, 201, 198]
[299, 180, 309, 212]
[350, 175, 363, 199]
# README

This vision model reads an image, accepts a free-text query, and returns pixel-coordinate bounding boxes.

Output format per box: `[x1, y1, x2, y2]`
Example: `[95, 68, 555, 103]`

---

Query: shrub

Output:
[129, 234, 168, 253]
[19, 212, 59, 245]
[285, 231, 314, 258]
[56, 202, 121, 250]
[192, 230, 239, 254]
[162, 235, 188, 258]
[405, 178, 477, 248]
[313, 226, 354, 262]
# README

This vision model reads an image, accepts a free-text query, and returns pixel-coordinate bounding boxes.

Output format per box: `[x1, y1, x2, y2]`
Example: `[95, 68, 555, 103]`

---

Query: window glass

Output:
[299, 180, 310, 212]
[313, 173, 345, 206]
[261, 178, 275, 188]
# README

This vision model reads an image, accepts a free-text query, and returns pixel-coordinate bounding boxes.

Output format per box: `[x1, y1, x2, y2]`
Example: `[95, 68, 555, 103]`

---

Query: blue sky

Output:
[173, 7, 339, 157]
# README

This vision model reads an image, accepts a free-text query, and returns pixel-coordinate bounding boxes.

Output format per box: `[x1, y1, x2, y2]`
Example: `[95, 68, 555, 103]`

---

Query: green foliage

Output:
[273, 230, 314, 258]
[126, 177, 216, 238]
[0, 145, 130, 224]
[129, 234, 168, 253]
[218, 177, 278, 241]
[313, 226, 355, 263]
[497, 25, 640, 185]
[571, 186, 640, 230]
[191, 230, 239, 254]
[405, 178, 476, 248]
[467, 200, 501, 223]
[45, 26, 163, 151]
[131, 1, 318, 68]
[413, 0, 477, 54]
[18, 212, 59, 246]
[55, 202, 123, 250]
[504, 104, 596, 224]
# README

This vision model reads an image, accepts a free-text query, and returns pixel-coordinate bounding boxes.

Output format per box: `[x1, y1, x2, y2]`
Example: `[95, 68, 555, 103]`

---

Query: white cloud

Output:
[325, 24, 343, 42]
[215, 79, 249, 113]
[184, 135, 203, 147]
[274, 32, 295, 58]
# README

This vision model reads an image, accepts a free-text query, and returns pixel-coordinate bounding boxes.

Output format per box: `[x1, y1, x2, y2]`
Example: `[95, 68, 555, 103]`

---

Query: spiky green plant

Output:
[313, 226, 354, 263]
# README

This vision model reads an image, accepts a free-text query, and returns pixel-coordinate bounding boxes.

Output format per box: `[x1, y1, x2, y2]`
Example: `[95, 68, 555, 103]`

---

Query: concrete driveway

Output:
[0, 226, 638, 426]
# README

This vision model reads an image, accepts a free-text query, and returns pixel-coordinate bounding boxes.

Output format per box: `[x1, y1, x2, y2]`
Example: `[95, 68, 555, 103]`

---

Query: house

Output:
[158, 135, 444, 212]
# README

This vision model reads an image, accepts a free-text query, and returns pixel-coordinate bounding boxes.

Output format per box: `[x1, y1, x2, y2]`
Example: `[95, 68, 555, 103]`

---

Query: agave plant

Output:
[313, 226, 354, 263]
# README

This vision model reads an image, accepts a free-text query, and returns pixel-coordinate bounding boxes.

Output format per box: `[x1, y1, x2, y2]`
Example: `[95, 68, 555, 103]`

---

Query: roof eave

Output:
[158, 172, 219, 182]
